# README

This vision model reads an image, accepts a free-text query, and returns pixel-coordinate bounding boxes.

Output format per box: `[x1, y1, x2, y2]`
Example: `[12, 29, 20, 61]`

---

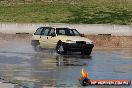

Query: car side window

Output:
[56, 29, 66, 35]
[48, 29, 55, 36]
[34, 28, 43, 35]
[41, 28, 50, 36]
[69, 30, 75, 36]
[72, 29, 80, 36]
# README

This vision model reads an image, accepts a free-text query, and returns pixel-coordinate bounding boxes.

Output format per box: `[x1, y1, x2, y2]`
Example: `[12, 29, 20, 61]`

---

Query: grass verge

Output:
[0, 0, 132, 24]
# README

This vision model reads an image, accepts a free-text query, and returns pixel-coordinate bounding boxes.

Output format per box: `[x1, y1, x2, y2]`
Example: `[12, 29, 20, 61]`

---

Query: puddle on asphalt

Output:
[0, 49, 131, 88]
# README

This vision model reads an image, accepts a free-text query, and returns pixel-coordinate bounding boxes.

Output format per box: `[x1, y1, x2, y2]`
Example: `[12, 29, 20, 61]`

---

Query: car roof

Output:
[39, 27, 54, 29]
[38, 27, 75, 30]
[56, 27, 68, 29]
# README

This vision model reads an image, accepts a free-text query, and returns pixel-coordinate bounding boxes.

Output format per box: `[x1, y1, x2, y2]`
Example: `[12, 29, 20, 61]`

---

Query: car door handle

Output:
[47, 37, 48, 39]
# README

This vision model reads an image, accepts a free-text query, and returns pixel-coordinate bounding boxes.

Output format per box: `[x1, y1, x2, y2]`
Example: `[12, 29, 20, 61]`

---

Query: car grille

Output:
[76, 41, 86, 44]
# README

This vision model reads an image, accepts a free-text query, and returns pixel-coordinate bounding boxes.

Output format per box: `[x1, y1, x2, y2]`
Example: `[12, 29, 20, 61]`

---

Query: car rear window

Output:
[34, 28, 43, 35]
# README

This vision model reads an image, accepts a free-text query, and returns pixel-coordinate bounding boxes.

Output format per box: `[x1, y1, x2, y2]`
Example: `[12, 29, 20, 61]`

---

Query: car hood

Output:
[60, 36, 93, 43]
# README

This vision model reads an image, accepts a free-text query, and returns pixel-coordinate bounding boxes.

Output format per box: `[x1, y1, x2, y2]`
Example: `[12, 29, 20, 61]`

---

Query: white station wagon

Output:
[31, 27, 94, 55]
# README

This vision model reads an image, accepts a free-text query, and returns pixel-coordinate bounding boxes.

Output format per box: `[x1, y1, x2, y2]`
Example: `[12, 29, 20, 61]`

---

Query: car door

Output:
[39, 27, 51, 48]
[47, 28, 58, 48]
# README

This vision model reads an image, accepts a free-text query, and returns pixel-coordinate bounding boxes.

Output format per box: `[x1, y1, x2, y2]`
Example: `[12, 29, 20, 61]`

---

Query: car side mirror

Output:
[80, 34, 85, 37]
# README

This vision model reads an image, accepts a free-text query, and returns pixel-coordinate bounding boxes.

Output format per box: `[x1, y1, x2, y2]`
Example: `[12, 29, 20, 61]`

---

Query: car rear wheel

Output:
[34, 44, 42, 52]
[32, 41, 42, 52]
[56, 42, 66, 54]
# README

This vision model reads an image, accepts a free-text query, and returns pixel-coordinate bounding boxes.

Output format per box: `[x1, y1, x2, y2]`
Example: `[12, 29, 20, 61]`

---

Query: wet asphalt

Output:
[0, 42, 131, 88]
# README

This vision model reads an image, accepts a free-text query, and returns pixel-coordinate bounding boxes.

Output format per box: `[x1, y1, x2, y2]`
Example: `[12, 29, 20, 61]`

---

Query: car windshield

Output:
[56, 28, 81, 36]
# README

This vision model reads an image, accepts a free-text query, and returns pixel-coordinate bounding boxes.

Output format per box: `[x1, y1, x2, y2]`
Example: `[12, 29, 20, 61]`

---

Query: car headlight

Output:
[66, 40, 76, 43]
[86, 42, 93, 44]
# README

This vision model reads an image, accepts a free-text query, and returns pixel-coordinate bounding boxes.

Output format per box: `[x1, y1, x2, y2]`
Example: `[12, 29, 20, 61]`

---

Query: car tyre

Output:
[34, 44, 42, 52]
[33, 41, 42, 52]
[56, 42, 66, 55]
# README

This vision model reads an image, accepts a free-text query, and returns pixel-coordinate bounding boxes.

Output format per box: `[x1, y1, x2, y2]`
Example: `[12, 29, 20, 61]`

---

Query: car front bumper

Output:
[63, 43, 94, 52]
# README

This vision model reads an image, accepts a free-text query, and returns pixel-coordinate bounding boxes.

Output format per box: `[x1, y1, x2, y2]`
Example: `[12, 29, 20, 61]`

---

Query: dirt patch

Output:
[86, 35, 132, 49]
[0, 33, 131, 49]
[0, 33, 31, 42]
[0, 33, 31, 48]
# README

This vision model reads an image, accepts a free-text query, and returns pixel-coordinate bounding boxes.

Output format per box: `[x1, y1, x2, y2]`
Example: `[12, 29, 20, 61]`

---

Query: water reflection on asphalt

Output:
[0, 49, 131, 88]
